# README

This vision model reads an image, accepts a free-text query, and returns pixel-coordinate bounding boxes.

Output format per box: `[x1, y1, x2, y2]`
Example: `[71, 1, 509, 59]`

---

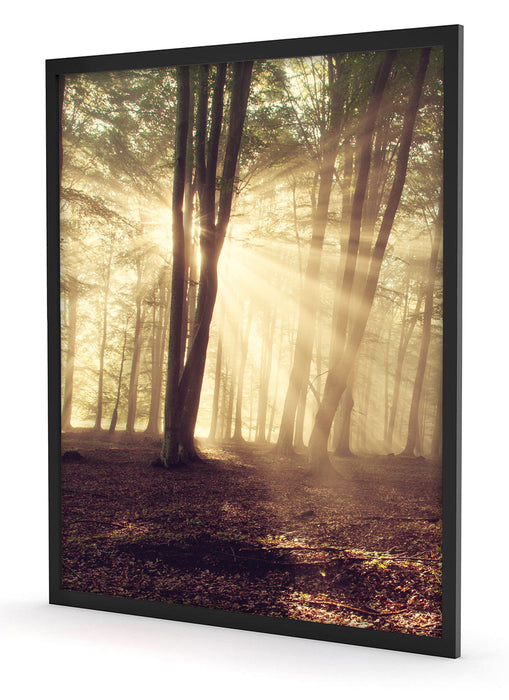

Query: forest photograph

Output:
[58, 44, 444, 639]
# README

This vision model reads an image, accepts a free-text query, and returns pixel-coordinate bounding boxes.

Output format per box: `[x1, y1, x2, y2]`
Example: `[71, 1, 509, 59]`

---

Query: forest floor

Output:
[60, 431, 443, 637]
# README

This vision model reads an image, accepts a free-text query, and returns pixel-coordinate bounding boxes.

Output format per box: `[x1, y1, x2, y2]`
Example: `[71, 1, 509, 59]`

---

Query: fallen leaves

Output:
[61, 434, 442, 637]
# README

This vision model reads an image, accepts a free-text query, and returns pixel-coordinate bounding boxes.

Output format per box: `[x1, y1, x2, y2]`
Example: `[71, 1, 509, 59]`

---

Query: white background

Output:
[1, 2, 507, 698]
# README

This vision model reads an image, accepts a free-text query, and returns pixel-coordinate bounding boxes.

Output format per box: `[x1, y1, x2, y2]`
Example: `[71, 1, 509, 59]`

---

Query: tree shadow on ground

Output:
[60, 432, 442, 636]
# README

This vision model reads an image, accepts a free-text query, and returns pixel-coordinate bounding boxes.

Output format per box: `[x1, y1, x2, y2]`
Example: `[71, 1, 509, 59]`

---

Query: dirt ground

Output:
[60, 432, 442, 637]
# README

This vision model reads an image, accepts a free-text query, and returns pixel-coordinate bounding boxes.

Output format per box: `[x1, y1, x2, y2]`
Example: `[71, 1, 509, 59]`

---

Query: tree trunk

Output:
[208, 326, 223, 441]
[386, 283, 424, 451]
[416, 369, 430, 456]
[218, 359, 228, 440]
[233, 304, 253, 441]
[383, 305, 394, 447]
[93, 245, 113, 431]
[334, 385, 354, 456]
[255, 306, 275, 442]
[326, 56, 394, 456]
[307, 51, 397, 468]
[62, 277, 77, 431]
[180, 62, 253, 460]
[328, 51, 396, 382]
[248, 371, 255, 441]
[161, 66, 190, 465]
[146, 277, 167, 435]
[358, 342, 376, 453]
[125, 295, 146, 434]
[293, 389, 307, 450]
[267, 317, 284, 443]
[182, 80, 196, 366]
[277, 57, 346, 454]
[329, 143, 354, 453]
[308, 48, 430, 475]
[430, 370, 443, 461]
[224, 362, 235, 441]
[109, 326, 128, 435]
[167, 61, 253, 463]
[402, 198, 442, 456]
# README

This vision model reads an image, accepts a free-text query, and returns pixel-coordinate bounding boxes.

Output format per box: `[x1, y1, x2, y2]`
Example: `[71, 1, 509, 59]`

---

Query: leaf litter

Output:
[61, 432, 442, 637]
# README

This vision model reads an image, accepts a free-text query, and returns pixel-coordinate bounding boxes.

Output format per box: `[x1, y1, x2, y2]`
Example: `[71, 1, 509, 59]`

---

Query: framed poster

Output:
[47, 24, 462, 657]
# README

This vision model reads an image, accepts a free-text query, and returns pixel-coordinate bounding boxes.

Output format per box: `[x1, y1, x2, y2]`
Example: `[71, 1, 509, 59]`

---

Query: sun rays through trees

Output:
[61, 48, 443, 465]
[58, 42, 447, 640]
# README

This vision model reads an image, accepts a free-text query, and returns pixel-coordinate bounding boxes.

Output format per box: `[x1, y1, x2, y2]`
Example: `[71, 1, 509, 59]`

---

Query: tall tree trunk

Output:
[416, 370, 430, 456]
[167, 61, 253, 464]
[208, 325, 223, 441]
[267, 317, 284, 443]
[330, 143, 354, 453]
[430, 370, 443, 461]
[402, 198, 442, 456]
[358, 341, 376, 452]
[326, 57, 395, 454]
[218, 359, 228, 440]
[62, 277, 77, 431]
[334, 385, 354, 456]
[161, 66, 190, 465]
[146, 277, 167, 435]
[293, 389, 307, 450]
[209, 241, 231, 440]
[328, 52, 396, 382]
[248, 371, 255, 441]
[125, 301, 147, 434]
[233, 304, 253, 441]
[308, 48, 430, 474]
[255, 306, 275, 442]
[313, 51, 397, 463]
[93, 244, 113, 431]
[109, 326, 128, 435]
[384, 304, 394, 446]
[182, 81, 196, 366]
[277, 57, 346, 454]
[353, 115, 398, 308]
[386, 283, 424, 451]
[224, 363, 235, 441]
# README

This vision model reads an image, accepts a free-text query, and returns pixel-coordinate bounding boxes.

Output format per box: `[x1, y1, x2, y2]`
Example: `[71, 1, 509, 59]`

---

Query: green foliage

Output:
[61, 49, 444, 456]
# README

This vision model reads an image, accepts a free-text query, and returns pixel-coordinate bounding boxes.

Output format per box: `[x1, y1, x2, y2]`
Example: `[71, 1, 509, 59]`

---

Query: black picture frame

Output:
[47, 24, 462, 658]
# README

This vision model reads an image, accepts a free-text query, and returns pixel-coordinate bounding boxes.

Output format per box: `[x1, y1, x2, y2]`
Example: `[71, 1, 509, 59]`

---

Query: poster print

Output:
[48, 26, 461, 657]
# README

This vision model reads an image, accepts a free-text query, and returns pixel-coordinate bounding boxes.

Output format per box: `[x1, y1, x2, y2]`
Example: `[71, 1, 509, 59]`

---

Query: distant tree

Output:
[277, 55, 347, 454]
[145, 270, 170, 436]
[93, 235, 114, 431]
[232, 302, 253, 441]
[61, 274, 78, 431]
[308, 48, 431, 474]
[402, 195, 442, 455]
[109, 324, 128, 434]
[60, 69, 175, 431]
[255, 306, 276, 443]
